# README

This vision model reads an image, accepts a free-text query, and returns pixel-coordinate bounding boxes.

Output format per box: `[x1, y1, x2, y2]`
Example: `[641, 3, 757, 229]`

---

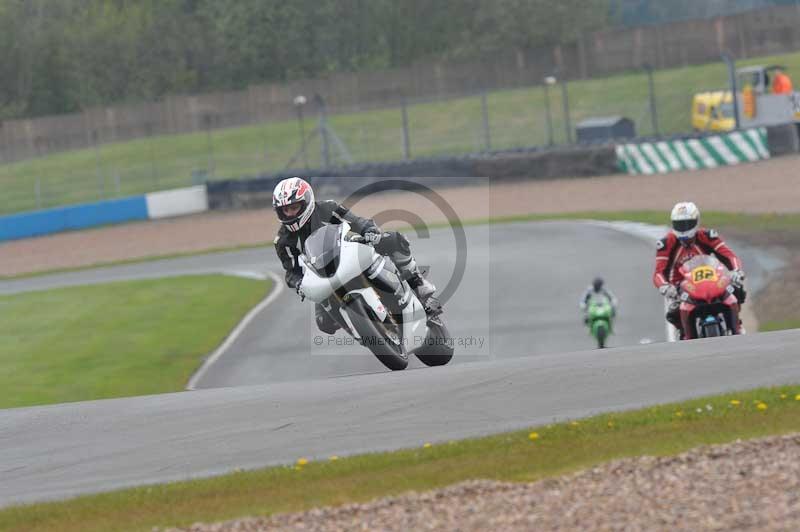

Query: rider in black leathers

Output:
[273, 177, 436, 334]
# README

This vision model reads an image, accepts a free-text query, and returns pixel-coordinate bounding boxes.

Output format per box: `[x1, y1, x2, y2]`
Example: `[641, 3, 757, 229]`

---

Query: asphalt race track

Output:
[0, 221, 789, 506]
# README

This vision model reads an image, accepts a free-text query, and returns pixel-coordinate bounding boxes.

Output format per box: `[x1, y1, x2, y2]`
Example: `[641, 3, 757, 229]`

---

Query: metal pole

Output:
[204, 115, 216, 179]
[480, 91, 491, 151]
[644, 64, 660, 137]
[295, 104, 309, 169]
[147, 123, 158, 188]
[722, 52, 741, 130]
[401, 99, 411, 160]
[35, 178, 42, 210]
[560, 78, 573, 144]
[316, 94, 331, 169]
[91, 130, 105, 200]
[543, 81, 554, 146]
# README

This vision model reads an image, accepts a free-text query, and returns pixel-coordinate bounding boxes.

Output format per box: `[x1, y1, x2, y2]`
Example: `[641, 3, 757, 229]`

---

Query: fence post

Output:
[35, 178, 42, 210]
[316, 94, 331, 169]
[293, 95, 309, 169]
[560, 78, 573, 144]
[203, 114, 216, 179]
[481, 91, 491, 151]
[722, 52, 741, 130]
[544, 77, 556, 146]
[644, 64, 660, 137]
[91, 130, 105, 200]
[146, 123, 159, 188]
[401, 99, 411, 160]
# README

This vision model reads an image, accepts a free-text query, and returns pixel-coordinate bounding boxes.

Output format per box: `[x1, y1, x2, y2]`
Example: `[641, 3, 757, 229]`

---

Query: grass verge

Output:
[760, 321, 800, 332]
[2, 49, 800, 214]
[5, 209, 798, 281]
[3, 384, 800, 532]
[0, 274, 271, 409]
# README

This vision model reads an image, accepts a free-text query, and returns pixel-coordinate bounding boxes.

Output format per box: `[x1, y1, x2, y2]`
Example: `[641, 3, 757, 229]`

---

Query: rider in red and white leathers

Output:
[653, 202, 746, 335]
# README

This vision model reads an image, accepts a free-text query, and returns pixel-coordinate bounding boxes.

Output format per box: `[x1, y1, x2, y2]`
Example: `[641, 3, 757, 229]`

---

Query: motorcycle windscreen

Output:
[681, 254, 723, 273]
[303, 224, 343, 278]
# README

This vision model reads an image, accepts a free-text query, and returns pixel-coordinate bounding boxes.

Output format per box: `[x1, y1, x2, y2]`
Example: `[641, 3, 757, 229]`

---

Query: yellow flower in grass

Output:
[423, 442, 432, 448]
[795, 394, 800, 401]
[674, 411, 684, 417]
[757, 402, 768, 411]
[528, 432, 540, 441]
[730, 400, 741, 406]
[329, 455, 339, 461]
[296, 458, 309, 466]
[780, 394, 788, 400]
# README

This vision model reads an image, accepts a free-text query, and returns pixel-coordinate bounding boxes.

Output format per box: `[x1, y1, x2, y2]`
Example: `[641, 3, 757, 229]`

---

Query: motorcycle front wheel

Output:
[702, 322, 722, 338]
[347, 298, 408, 371]
[595, 323, 608, 349]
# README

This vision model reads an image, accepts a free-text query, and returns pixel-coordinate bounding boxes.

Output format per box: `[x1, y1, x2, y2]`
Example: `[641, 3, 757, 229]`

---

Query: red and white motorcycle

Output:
[676, 255, 741, 339]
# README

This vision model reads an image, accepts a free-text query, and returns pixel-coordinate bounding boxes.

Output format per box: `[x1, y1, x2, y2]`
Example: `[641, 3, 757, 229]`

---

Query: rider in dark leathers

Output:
[273, 177, 436, 334]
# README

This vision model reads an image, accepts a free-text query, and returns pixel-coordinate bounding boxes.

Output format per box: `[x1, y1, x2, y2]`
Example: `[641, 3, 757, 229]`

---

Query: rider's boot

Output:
[397, 259, 440, 313]
[408, 272, 436, 302]
[666, 300, 684, 339]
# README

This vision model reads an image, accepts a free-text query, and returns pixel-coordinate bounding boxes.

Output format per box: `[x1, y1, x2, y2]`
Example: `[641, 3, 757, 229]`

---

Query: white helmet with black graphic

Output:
[273, 177, 315, 232]
[670, 201, 700, 242]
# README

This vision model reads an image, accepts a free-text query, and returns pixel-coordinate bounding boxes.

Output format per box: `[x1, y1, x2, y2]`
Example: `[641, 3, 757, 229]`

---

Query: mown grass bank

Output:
[0, 274, 271, 409]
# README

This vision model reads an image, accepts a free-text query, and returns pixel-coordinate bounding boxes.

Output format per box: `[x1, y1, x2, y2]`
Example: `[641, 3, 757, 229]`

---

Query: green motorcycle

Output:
[586, 295, 614, 349]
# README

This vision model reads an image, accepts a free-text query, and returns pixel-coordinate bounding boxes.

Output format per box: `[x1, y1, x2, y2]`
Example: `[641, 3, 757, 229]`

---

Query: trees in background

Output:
[0, 0, 616, 119]
[609, 0, 798, 27]
[1, 0, 793, 120]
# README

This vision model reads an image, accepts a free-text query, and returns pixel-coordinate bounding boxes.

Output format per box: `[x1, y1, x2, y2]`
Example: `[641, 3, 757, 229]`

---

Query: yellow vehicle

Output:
[692, 65, 800, 133]
[691, 91, 736, 132]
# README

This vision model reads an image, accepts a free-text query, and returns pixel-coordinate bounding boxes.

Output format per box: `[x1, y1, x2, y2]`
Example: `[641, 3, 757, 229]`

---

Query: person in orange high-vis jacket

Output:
[772, 69, 793, 94]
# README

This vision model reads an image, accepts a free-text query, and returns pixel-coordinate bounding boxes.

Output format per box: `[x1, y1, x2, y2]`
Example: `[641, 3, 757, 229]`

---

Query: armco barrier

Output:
[616, 128, 770, 175]
[0, 186, 208, 242]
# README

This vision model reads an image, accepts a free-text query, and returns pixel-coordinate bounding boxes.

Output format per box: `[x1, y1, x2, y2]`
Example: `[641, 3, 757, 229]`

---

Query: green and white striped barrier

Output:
[616, 128, 770, 175]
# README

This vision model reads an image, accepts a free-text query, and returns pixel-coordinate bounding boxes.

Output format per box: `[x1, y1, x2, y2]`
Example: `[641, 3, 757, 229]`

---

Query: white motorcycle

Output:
[299, 221, 454, 371]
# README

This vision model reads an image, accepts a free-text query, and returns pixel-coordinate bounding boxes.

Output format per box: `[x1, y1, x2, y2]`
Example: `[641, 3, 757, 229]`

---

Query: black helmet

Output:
[593, 277, 604, 291]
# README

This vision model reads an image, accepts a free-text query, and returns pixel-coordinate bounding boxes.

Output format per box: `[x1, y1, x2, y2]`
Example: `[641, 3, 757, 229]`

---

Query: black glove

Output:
[363, 229, 382, 245]
[286, 268, 303, 289]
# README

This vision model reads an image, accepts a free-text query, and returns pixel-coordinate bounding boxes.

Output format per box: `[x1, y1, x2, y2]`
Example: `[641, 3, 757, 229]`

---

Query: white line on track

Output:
[186, 271, 284, 390]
